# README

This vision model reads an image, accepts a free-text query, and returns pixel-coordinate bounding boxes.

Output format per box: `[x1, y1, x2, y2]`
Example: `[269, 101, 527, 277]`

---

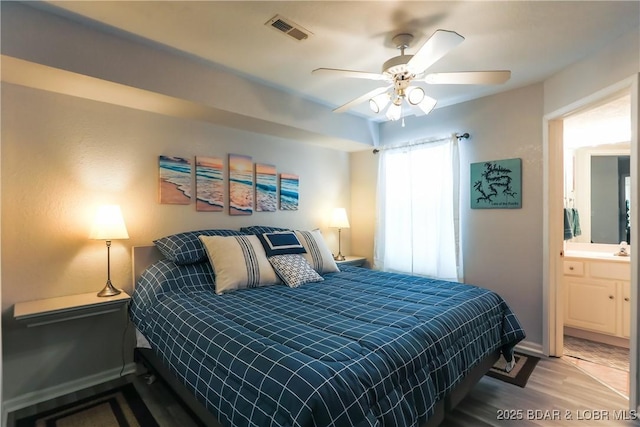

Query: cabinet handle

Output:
[609, 295, 614, 300]
[569, 266, 574, 270]
[625, 297, 630, 302]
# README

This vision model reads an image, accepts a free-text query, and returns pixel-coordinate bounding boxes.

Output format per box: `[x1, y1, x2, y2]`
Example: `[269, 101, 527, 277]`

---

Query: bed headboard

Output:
[132, 245, 164, 286]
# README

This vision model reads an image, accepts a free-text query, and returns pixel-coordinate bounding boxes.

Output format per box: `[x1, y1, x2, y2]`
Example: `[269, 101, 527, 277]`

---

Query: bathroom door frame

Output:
[543, 74, 639, 410]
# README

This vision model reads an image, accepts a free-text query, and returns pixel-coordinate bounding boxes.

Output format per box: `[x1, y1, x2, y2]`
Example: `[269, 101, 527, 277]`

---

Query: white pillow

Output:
[199, 235, 280, 294]
[295, 229, 340, 274]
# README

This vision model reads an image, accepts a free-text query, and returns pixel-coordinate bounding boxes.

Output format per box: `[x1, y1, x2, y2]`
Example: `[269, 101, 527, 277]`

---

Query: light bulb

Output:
[407, 86, 425, 105]
[386, 102, 402, 121]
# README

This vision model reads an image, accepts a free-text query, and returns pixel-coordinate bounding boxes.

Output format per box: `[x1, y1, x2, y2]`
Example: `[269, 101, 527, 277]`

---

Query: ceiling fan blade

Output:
[421, 70, 511, 85]
[333, 85, 392, 113]
[407, 29, 465, 75]
[312, 68, 388, 81]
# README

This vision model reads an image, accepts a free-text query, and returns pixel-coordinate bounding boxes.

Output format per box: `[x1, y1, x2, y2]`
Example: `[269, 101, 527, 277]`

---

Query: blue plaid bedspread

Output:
[130, 260, 525, 427]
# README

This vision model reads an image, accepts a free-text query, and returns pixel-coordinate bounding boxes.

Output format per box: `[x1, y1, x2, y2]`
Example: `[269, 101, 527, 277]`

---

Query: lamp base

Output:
[334, 253, 346, 261]
[97, 280, 121, 297]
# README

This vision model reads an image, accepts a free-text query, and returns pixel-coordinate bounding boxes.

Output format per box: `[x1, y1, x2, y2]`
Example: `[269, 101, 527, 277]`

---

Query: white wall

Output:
[349, 150, 377, 268]
[544, 27, 640, 115]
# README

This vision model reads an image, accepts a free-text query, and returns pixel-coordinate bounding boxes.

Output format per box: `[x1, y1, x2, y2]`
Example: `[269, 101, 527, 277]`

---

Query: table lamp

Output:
[329, 207, 350, 261]
[89, 205, 129, 297]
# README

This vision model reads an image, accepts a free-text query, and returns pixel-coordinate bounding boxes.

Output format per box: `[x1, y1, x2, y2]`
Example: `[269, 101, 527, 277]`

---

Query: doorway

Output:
[543, 75, 639, 409]
[560, 92, 632, 396]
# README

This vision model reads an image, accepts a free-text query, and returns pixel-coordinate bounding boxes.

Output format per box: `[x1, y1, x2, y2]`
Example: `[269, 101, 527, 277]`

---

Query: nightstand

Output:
[335, 256, 367, 267]
[14, 291, 131, 327]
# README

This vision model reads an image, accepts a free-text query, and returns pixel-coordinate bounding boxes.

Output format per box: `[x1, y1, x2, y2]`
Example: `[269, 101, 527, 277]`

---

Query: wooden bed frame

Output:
[131, 246, 500, 427]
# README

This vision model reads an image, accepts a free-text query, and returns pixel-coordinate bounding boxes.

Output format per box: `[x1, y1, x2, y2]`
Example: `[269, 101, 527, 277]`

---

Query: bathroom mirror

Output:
[566, 144, 630, 244]
[591, 154, 630, 243]
[563, 92, 631, 247]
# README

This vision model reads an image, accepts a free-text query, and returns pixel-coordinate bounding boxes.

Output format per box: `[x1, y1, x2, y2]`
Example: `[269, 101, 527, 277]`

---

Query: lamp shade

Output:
[416, 95, 437, 115]
[89, 205, 129, 240]
[385, 102, 402, 121]
[407, 86, 425, 105]
[329, 207, 350, 229]
[369, 93, 390, 114]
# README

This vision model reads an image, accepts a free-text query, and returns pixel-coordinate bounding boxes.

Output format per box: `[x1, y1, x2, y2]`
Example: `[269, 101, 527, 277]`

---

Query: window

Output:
[374, 137, 460, 281]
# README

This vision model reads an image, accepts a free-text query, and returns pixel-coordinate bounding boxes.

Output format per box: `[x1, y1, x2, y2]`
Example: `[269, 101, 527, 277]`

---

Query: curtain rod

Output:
[372, 132, 470, 154]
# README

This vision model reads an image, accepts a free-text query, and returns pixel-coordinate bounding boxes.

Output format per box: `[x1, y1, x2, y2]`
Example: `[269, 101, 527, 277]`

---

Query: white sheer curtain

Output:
[374, 135, 460, 281]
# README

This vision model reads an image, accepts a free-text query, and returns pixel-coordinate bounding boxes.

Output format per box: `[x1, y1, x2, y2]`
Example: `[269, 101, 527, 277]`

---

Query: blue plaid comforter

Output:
[130, 260, 525, 427]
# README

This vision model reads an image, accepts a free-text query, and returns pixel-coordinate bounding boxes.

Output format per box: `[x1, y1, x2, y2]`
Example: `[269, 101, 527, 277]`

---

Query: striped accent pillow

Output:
[295, 230, 340, 274]
[199, 235, 280, 294]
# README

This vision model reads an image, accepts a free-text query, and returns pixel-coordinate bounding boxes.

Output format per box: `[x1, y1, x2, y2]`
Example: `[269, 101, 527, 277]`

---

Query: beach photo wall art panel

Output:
[195, 156, 224, 212]
[279, 173, 299, 210]
[159, 156, 192, 204]
[470, 158, 522, 209]
[158, 153, 299, 213]
[255, 163, 277, 212]
[229, 153, 254, 215]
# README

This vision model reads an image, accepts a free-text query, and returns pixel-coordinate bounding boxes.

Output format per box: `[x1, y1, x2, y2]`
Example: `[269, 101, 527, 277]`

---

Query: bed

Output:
[129, 228, 525, 427]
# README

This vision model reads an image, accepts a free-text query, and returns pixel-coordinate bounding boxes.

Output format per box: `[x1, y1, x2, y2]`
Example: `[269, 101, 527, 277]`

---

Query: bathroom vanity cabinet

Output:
[564, 254, 631, 340]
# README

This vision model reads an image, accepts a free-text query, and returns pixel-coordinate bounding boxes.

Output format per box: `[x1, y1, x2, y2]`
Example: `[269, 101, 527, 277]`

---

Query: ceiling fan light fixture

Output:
[407, 86, 425, 105]
[369, 93, 390, 113]
[386, 102, 402, 121]
[313, 29, 511, 121]
[416, 95, 438, 115]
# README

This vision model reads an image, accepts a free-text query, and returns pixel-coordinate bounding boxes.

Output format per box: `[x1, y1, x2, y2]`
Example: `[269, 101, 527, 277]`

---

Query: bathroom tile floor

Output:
[563, 335, 629, 397]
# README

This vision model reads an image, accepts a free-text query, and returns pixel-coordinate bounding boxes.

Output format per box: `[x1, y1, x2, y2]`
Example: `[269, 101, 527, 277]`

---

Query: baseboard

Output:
[516, 340, 544, 358]
[2, 362, 136, 424]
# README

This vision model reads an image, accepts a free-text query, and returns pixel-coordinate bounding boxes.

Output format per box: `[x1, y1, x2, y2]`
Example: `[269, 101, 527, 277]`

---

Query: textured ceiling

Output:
[37, 1, 640, 121]
[564, 93, 632, 149]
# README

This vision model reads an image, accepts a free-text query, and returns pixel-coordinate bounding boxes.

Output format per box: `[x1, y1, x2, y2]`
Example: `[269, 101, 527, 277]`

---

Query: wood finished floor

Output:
[442, 355, 637, 426]
[562, 335, 630, 397]
[8, 356, 639, 427]
[564, 355, 629, 397]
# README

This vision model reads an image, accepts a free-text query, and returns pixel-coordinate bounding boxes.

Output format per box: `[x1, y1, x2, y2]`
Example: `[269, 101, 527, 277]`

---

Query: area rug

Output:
[16, 383, 159, 427]
[486, 352, 540, 387]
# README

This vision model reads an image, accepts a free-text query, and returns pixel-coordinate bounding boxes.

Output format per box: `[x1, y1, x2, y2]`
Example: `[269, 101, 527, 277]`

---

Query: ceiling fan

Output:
[312, 29, 511, 121]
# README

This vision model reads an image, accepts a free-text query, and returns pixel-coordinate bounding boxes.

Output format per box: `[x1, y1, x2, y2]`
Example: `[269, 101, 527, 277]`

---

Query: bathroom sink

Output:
[564, 250, 631, 261]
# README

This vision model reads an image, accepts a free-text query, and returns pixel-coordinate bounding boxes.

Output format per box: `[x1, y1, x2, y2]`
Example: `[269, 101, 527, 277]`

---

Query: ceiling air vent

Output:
[266, 15, 312, 41]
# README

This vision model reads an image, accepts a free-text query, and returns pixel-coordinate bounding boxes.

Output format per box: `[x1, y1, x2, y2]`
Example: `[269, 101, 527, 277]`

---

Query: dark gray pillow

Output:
[257, 231, 306, 257]
[154, 229, 247, 265]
